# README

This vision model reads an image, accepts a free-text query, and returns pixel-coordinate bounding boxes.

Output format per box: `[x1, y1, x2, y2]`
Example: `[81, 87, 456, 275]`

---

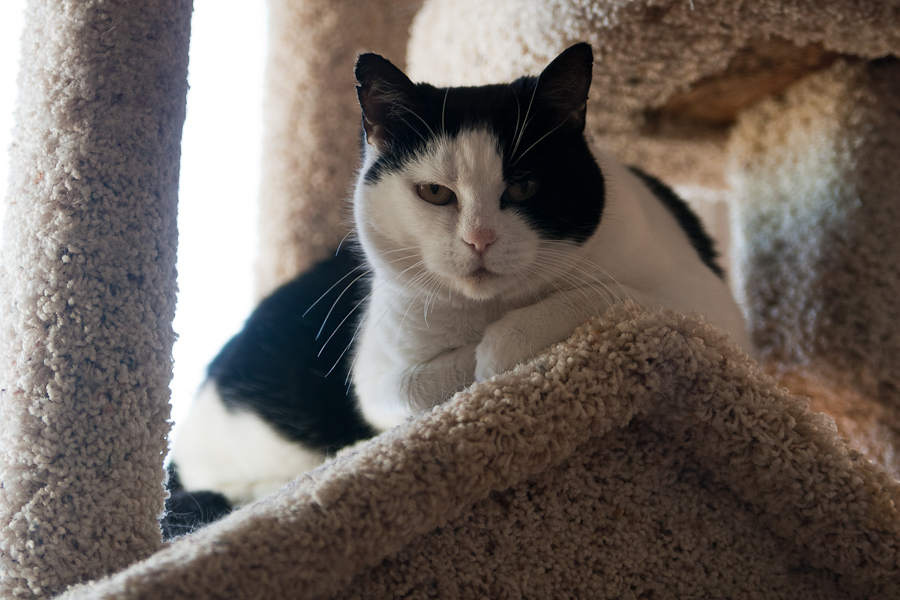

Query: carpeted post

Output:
[255, 0, 423, 299]
[0, 1, 191, 597]
[728, 59, 900, 472]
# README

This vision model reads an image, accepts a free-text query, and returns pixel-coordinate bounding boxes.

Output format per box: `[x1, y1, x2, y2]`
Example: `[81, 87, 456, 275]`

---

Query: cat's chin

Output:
[455, 268, 516, 302]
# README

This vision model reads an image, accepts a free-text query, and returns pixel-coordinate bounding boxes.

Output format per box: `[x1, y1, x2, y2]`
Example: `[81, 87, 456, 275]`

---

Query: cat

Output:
[168, 247, 373, 511]
[165, 42, 750, 533]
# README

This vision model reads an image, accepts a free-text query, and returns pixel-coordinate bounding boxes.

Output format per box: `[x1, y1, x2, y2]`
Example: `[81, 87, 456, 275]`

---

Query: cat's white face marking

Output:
[356, 128, 541, 301]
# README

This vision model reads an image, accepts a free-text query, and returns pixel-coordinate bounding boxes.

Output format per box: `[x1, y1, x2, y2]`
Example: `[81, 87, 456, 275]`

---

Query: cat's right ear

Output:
[534, 42, 594, 132]
[355, 53, 423, 152]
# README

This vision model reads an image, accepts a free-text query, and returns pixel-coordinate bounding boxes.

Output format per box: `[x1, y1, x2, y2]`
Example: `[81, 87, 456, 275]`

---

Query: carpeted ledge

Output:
[58, 307, 900, 599]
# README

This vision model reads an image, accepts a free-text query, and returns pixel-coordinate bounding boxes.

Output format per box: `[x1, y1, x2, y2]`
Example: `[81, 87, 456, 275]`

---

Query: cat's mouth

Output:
[454, 265, 515, 300]
[465, 266, 494, 280]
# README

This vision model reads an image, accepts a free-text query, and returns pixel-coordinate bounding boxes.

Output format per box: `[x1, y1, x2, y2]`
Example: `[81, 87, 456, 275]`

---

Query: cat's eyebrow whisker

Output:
[511, 118, 568, 166]
[397, 104, 435, 141]
[395, 113, 428, 144]
[441, 87, 449, 136]
[511, 74, 541, 162]
[510, 90, 522, 159]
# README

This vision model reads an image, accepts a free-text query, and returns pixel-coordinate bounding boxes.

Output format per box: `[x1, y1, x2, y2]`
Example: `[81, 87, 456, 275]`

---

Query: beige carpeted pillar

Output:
[255, 0, 424, 299]
[728, 59, 900, 472]
[0, 1, 191, 597]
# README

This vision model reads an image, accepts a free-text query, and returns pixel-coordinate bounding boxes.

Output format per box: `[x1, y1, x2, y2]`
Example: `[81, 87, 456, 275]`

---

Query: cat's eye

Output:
[505, 179, 540, 202]
[415, 183, 456, 205]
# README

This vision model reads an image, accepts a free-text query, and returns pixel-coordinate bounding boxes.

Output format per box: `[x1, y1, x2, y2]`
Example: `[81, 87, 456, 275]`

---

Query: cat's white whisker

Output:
[303, 264, 368, 319]
[329, 256, 425, 351]
[535, 248, 640, 319]
[336, 228, 357, 253]
[342, 260, 431, 381]
[399, 104, 436, 140]
[321, 257, 429, 368]
[395, 113, 428, 144]
[511, 118, 568, 166]
[510, 72, 541, 161]
[539, 240, 642, 308]
[394, 269, 434, 348]
[510, 90, 522, 159]
[314, 269, 373, 340]
[524, 258, 610, 317]
[312, 248, 424, 342]
[441, 87, 449, 136]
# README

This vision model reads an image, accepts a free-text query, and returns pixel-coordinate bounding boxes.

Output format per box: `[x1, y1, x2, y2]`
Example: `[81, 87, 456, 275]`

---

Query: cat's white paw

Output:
[474, 323, 535, 382]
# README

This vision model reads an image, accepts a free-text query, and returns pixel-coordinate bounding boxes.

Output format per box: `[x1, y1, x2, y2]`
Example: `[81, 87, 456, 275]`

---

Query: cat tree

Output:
[2, 0, 899, 598]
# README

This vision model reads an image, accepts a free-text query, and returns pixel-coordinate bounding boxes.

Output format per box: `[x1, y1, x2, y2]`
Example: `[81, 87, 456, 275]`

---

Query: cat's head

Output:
[353, 43, 604, 302]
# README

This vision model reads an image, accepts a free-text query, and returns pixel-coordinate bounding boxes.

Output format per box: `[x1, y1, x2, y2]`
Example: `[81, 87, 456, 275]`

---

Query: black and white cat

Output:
[167, 43, 750, 528]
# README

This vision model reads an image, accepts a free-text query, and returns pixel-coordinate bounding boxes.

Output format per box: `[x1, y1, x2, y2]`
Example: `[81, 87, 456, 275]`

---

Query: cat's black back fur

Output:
[628, 167, 724, 279]
[164, 247, 374, 537]
[209, 246, 376, 451]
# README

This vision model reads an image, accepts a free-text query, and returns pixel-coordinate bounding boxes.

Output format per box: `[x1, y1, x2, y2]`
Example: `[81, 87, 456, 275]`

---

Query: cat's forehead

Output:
[418, 81, 528, 137]
[406, 128, 507, 193]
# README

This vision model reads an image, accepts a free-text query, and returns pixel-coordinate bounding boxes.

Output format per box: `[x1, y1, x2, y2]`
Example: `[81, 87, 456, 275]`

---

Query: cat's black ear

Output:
[355, 53, 424, 152]
[534, 42, 593, 132]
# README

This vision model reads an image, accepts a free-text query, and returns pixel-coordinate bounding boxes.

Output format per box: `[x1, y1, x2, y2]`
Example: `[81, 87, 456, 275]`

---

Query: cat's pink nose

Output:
[463, 228, 497, 256]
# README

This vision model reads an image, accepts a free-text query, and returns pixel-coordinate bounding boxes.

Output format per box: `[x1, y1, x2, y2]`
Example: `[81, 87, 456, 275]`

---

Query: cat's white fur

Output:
[171, 383, 325, 504]
[352, 128, 751, 431]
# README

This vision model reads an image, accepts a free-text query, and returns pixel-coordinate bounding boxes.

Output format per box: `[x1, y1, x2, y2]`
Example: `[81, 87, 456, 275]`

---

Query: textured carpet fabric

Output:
[0, 1, 190, 597]
[407, 0, 900, 192]
[727, 58, 900, 476]
[58, 308, 900, 598]
[3, 0, 900, 598]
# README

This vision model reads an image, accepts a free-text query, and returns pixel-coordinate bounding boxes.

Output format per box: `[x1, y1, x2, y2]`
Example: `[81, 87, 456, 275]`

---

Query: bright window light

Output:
[0, 1, 267, 442]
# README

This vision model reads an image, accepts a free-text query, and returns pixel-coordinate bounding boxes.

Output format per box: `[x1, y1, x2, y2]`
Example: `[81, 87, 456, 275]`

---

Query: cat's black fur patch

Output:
[162, 463, 231, 539]
[628, 166, 725, 279]
[357, 43, 605, 244]
[208, 246, 377, 452]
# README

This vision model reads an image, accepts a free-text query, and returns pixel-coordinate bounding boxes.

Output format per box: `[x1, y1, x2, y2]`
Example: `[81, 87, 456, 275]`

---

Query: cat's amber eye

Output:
[415, 183, 456, 205]
[505, 179, 540, 202]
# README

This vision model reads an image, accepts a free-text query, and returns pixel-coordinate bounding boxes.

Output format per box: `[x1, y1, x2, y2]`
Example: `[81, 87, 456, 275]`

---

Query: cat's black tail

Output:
[161, 463, 232, 540]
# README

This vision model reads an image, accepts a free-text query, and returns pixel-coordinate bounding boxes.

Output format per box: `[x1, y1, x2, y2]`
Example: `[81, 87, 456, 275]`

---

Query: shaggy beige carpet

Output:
[0, 1, 189, 597]
[60, 307, 900, 598]
[2, 0, 899, 598]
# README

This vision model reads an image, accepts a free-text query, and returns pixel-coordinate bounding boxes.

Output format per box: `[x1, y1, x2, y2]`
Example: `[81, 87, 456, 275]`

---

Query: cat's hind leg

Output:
[170, 383, 328, 506]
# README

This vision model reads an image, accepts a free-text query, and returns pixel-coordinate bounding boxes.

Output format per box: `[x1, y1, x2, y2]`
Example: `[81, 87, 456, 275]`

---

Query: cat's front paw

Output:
[474, 324, 534, 382]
